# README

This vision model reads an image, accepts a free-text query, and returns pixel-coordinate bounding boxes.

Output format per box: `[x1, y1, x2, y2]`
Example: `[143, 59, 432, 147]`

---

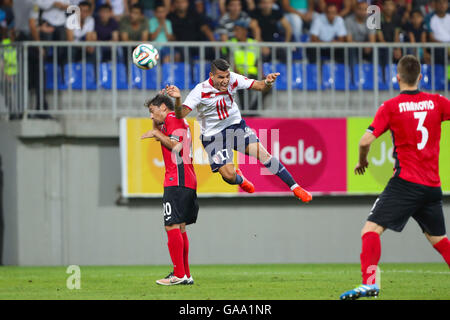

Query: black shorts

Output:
[162, 186, 199, 226]
[201, 120, 259, 172]
[368, 177, 446, 236]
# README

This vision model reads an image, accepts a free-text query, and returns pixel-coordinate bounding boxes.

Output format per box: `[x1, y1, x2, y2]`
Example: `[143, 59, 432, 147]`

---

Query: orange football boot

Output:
[236, 168, 255, 193]
[293, 186, 312, 203]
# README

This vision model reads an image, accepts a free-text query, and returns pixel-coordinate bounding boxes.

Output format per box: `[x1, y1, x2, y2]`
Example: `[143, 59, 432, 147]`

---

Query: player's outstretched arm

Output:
[355, 132, 376, 175]
[141, 128, 180, 151]
[161, 84, 192, 119]
[250, 72, 280, 92]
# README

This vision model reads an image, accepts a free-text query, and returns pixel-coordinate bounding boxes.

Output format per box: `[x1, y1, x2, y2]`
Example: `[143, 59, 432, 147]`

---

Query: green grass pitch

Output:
[0, 263, 449, 300]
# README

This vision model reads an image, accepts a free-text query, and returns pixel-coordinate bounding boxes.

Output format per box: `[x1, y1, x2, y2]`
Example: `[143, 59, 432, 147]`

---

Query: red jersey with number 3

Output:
[160, 112, 197, 190]
[368, 90, 450, 187]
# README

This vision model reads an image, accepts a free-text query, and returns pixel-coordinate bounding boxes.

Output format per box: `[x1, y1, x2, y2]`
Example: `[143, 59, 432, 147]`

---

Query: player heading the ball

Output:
[162, 58, 312, 202]
[142, 94, 198, 286]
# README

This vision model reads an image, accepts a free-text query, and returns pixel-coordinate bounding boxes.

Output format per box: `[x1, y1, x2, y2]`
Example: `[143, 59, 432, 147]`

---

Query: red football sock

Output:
[167, 229, 185, 278]
[360, 232, 381, 285]
[182, 232, 191, 278]
[433, 237, 450, 268]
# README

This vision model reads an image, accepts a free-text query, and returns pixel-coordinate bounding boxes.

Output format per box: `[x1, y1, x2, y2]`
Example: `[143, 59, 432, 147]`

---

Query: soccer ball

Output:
[132, 44, 159, 70]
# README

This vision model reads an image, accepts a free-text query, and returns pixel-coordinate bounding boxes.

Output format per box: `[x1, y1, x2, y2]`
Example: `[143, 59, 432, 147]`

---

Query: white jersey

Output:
[182, 72, 255, 136]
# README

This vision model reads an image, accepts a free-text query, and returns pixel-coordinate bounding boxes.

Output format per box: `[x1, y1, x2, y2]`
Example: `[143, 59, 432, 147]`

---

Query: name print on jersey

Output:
[398, 100, 435, 113]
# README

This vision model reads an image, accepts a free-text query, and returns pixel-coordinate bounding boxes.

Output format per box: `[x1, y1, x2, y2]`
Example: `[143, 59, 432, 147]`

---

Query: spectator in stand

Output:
[67, 1, 96, 61]
[119, 4, 149, 41]
[36, 0, 69, 41]
[195, 0, 216, 30]
[403, 9, 426, 61]
[12, 0, 50, 118]
[119, 4, 148, 65]
[168, 0, 215, 41]
[281, 0, 315, 42]
[149, 4, 174, 63]
[405, 9, 427, 43]
[251, 0, 292, 62]
[377, 0, 403, 69]
[93, 3, 119, 62]
[412, 0, 434, 17]
[217, 0, 261, 42]
[318, 0, 353, 17]
[345, 1, 376, 67]
[94, 3, 119, 41]
[168, 0, 215, 62]
[69, 0, 94, 5]
[66, 1, 96, 43]
[96, 0, 129, 20]
[307, 3, 347, 64]
[219, 0, 255, 16]
[129, 0, 171, 19]
[427, 0, 450, 65]
[394, 0, 413, 25]
[226, 20, 260, 112]
[13, 0, 39, 41]
[0, 0, 13, 40]
[1, 0, 18, 119]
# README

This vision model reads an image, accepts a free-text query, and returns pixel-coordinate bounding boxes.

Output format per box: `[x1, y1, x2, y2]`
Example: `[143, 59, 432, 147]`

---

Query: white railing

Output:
[0, 41, 448, 119]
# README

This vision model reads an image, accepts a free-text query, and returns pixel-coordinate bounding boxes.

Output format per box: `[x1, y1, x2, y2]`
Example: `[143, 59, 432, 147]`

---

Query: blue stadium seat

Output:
[162, 62, 188, 90]
[417, 64, 445, 91]
[100, 62, 128, 90]
[263, 63, 287, 90]
[322, 64, 355, 90]
[130, 65, 143, 89]
[384, 64, 399, 90]
[131, 64, 156, 90]
[306, 64, 318, 90]
[262, 63, 319, 90]
[353, 64, 388, 90]
[63, 63, 97, 90]
[420, 64, 431, 90]
[292, 63, 303, 89]
[145, 66, 158, 90]
[191, 63, 211, 88]
[434, 64, 445, 90]
[45, 63, 65, 90]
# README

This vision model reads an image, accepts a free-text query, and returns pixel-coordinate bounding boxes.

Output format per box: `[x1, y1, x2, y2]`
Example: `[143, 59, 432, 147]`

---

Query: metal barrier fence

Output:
[0, 41, 448, 119]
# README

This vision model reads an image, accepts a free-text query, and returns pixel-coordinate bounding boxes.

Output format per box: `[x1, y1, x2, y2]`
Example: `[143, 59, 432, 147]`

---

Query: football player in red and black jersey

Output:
[142, 94, 198, 286]
[340, 55, 450, 300]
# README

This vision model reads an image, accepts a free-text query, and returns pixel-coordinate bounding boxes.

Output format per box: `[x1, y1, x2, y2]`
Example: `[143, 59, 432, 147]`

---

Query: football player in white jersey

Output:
[162, 58, 312, 202]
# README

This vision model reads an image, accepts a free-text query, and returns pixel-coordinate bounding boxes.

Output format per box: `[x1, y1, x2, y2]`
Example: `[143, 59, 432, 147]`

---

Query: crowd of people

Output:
[0, 0, 449, 65]
[0, 1, 449, 118]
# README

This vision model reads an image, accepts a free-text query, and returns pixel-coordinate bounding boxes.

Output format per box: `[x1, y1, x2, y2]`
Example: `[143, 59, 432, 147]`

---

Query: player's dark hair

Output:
[211, 59, 230, 74]
[397, 55, 421, 86]
[144, 94, 175, 111]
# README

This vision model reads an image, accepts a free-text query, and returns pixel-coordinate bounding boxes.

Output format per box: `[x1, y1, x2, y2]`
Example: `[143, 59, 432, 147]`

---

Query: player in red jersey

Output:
[142, 94, 198, 286]
[340, 55, 450, 300]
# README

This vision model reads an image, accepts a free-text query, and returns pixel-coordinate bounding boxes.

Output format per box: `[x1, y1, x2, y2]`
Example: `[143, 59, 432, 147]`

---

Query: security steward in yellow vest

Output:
[223, 20, 260, 112]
